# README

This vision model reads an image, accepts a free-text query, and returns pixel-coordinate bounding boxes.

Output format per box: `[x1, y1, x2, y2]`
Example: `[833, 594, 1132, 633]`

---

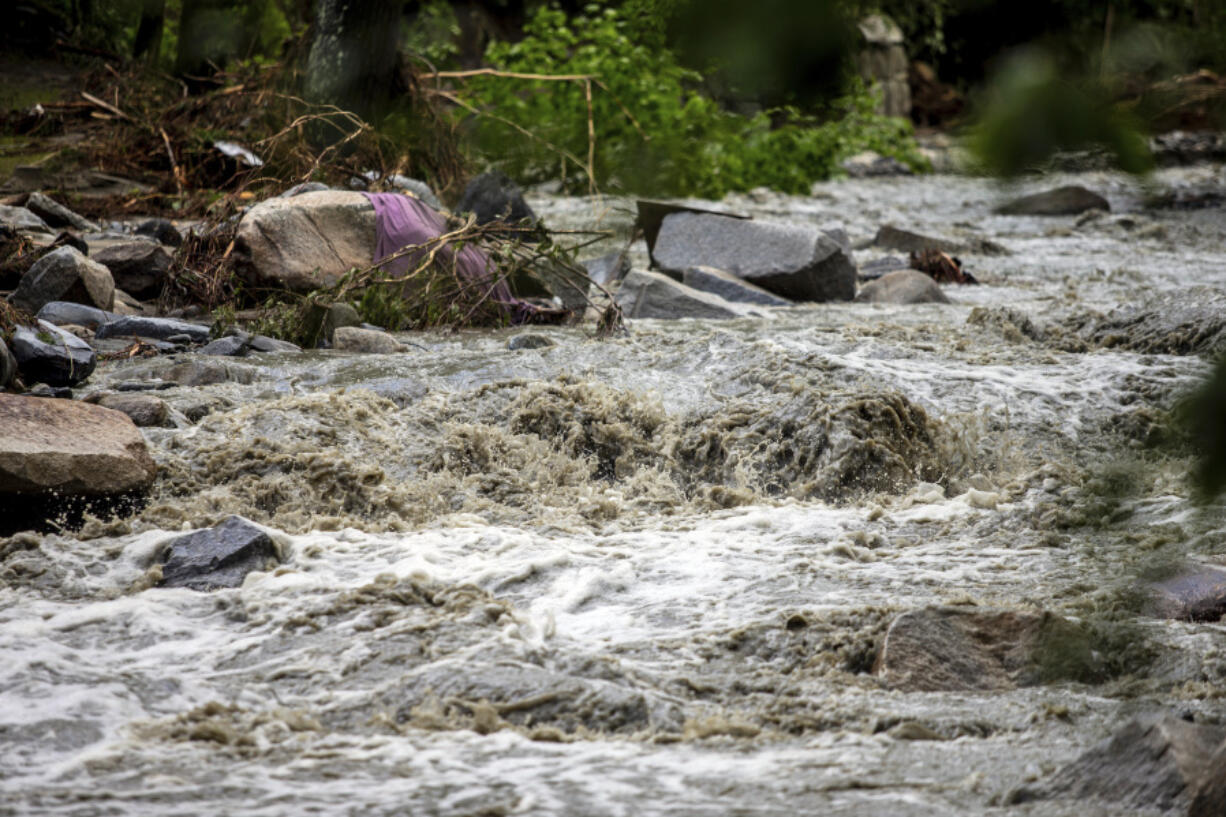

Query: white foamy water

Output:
[3, 166, 1226, 815]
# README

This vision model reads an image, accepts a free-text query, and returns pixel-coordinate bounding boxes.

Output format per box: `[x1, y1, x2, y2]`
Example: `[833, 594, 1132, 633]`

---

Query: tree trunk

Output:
[176, 0, 240, 79]
[133, 0, 166, 62]
[305, 0, 402, 122]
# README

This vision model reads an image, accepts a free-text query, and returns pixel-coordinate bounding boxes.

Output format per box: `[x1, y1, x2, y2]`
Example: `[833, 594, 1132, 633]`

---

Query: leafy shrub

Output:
[458, 5, 926, 198]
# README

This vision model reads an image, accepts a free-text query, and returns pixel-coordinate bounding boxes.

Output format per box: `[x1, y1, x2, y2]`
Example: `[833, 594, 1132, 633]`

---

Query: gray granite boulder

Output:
[25, 192, 98, 232]
[616, 269, 763, 320]
[0, 205, 52, 234]
[235, 190, 376, 292]
[158, 515, 279, 591]
[652, 213, 856, 302]
[682, 266, 793, 307]
[10, 246, 115, 313]
[9, 320, 97, 387]
[332, 326, 405, 353]
[95, 315, 210, 344]
[855, 269, 951, 304]
[996, 185, 1109, 216]
[92, 241, 173, 300]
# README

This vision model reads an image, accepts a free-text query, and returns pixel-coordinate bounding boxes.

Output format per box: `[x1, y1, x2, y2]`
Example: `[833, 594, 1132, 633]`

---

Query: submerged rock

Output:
[995, 185, 1110, 216]
[653, 213, 856, 302]
[158, 515, 279, 591]
[0, 393, 157, 496]
[198, 335, 250, 357]
[89, 393, 172, 428]
[1148, 565, 1226, 622]
[682, 266, 793, 307]
[507, 333, 555, 350]
[1065, 291, 1226, 356]
[235, 190, 376, 292]
[855, 269, 951, 304]
[841, 151, 912, 177]
[616, 269, 763, 320]
[95, 315, 210, 344]
[158, 359, 257, 387]
[25, 192, 98, 232]
[9, 320, 97, 387]
[10, 246, 115, 313]
[1019, 715, 1226, 812]
[92, 241, 172, 300]
[332, 326, 405, 354]
[874, 607, 1095, 692]
[873, 224, 1009, 256]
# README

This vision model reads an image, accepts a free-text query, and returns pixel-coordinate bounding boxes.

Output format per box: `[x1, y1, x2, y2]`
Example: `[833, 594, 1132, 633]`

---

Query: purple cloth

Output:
[363, 192, 531, 321]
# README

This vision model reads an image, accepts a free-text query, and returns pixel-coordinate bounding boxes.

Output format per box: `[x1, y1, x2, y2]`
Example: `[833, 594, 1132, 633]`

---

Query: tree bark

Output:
[133, 0, 165, 62]
[305, 0, 402, 122]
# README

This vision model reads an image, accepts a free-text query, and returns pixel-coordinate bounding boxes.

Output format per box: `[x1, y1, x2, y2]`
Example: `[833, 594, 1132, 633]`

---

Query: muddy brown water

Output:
[2, 165, 1226, 816]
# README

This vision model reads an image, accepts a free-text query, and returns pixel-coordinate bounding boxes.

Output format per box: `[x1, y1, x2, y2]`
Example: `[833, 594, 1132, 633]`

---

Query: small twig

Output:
[159, 128, 184, 197]
[431, 69, 594, 82]
[584, 79, 597, 196]
[82, 91, 131, 122]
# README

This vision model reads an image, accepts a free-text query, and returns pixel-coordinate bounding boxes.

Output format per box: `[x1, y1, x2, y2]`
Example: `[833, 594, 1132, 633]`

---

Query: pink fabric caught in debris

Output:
[363, 192, 531, 321]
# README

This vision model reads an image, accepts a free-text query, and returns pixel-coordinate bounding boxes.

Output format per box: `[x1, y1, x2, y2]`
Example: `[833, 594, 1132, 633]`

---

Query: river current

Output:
[2, 165, 1226, 815]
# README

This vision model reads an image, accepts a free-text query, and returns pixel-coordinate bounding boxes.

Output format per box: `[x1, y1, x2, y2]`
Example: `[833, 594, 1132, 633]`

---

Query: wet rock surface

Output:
[855, 269, 951, 304]
[1148, 565, 1226, 622]
[653, 213, 856, 302]
[95, 315, 210, 344]
[36, 300, 116, 329]
[616, 268, 763, 319]
[996, 184, 1110, 216]
[9, 320, 97, 387]
[1022, 715, 1226, 812]
[24, 192, 98, 232]
[0, 393, 156, 495]
[10, 246, 115, 313]
[331, 326, 405, 354]
[682, 265, 794, 306]
[88, 392, 172, 428]
[157, 516, 279, 591]
[92, 241, 172, 300]
[0, 204, 52, 234]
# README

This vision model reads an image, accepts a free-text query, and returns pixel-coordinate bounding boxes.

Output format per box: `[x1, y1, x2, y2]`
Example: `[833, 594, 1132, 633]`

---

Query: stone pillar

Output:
[856, 15, 910, 119]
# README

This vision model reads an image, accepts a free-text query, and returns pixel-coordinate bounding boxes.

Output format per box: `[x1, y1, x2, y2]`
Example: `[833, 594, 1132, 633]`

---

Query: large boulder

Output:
[995, 185, 1110, 216]
[24, 192, 98, 232]
[682, 266, 793, 306]
[456, 171, 536, 228]
[855, 269, 951, 304]
[0, 394, 157, 496]
[92, 241, 173, 300]
[652, 213, 856, 302]
[1019, 715, 1226, 813]
[0, 205, 52, 234]
[10, 246, 115, 313]
[616, 269, 763, 320]
[874, 607, 1095, 692]
[9, 320, 97, 387]
[234, 190, 376, 292]
[157, 515, 279, 591]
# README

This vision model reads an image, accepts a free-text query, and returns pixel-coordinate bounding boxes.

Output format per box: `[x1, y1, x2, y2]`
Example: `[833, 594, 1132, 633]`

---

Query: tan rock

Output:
[332, 326, 405, 354]
[0, 394, 157, 495]
[234, 190, 375, 292]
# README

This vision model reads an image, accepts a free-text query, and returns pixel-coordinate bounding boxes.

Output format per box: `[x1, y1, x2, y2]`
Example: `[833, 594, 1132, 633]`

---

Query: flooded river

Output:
[2, 164, 1226, 815]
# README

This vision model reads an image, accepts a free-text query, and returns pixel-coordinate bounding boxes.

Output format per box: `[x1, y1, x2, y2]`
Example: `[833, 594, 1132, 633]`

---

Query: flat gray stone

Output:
[873, 224, 1010, 256]
[92, 393, 171, 428]
[653, 213, 855, 302]
[682, 266, 793, 307]
[996, 185, 1110, 216]
[36, 300, 116, 330]
[158, 515, 279, 591]
[11, 246, 115, 314]
[95, 316, 210, 344]
[616, 269, 763, 320]
[855, 269, 951, 304]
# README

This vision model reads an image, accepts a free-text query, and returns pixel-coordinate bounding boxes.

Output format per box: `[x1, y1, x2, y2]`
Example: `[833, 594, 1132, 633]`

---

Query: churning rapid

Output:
[3, 163, 1226, 816]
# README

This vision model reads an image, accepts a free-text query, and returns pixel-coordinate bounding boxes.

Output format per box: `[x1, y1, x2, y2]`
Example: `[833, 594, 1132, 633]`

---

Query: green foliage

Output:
[967, 48, 1153, 177]
[402, 0, 461, 68]
[460, 5, 925, 197]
